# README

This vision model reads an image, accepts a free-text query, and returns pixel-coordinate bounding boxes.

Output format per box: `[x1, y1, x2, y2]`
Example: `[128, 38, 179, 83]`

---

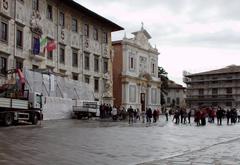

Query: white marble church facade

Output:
[112, 26, 161, 111]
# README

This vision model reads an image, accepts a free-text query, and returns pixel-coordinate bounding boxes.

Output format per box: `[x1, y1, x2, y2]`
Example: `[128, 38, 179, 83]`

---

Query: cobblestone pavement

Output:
[0, 117, 240, 165]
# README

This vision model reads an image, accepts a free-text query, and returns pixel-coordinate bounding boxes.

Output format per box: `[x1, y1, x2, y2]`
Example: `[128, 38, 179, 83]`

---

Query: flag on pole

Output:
[33, 38, 40, 54]
[40, 37, 48, 47]
[46, 40, 57, 52]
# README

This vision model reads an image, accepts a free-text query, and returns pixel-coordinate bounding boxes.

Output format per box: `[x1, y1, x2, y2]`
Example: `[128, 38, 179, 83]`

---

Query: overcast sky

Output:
[76, 0, 240, 85]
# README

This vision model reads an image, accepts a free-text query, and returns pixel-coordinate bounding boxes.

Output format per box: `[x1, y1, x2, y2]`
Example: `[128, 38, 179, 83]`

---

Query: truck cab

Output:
[0, 92, 43, 126]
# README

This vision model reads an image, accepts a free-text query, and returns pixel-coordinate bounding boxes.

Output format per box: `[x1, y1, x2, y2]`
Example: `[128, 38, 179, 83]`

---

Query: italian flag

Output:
[41, 37, 56, 52]
[46, 40, 57, 52]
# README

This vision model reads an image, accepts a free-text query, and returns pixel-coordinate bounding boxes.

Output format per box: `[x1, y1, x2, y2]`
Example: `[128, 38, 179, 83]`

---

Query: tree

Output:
[158, 66, 169, 106]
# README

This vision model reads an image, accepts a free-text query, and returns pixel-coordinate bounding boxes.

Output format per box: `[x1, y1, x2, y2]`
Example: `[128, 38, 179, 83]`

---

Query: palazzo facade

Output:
[0, 0, 123, 103]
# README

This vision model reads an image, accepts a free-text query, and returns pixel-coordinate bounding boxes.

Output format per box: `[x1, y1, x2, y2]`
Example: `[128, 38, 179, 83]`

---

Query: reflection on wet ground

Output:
[0, 117, 240, 165]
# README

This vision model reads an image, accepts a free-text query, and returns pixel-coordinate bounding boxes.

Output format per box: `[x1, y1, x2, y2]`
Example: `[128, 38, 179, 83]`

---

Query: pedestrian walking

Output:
[127, 106, 134, 124]
[180, 108, 184, 124]
[141, 110, 146, 123]
[146, 108, 152, 123]
[173, 110, 180, 124]
[226, 109, 231, 125]
[237, 109, 240, 123]
[183, 109, 187, 124]
[111, 106, 118, 121]
[195, 109, 201, 126]
[153, 109, 158, 123]
[231, 108, 237, 124]
[210, 108, 215, 123]
[187, 108, 191, 124]
[133, 109, 137, 123]
[216, 108, 224, 125]
[136, 108, 140, 121]
[200, 109, 207, 126]
[165, 109, 169, 121]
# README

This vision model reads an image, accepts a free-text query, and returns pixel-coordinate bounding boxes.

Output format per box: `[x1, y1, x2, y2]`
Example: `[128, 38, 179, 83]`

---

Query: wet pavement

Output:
[0, 117, 240, 165]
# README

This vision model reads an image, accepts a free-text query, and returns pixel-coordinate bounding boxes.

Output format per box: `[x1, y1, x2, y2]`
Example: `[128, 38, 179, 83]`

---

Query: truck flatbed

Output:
[0, 98, 28, 110]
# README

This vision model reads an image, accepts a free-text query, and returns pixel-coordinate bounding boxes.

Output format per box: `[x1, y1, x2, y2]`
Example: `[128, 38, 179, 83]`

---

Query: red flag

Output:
[16, 69, 25, 84]
[46, 40, 56, 52]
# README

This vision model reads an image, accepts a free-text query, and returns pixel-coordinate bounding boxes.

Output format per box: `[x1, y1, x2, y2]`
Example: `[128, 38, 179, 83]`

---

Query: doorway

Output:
[141, 93, 145, 112]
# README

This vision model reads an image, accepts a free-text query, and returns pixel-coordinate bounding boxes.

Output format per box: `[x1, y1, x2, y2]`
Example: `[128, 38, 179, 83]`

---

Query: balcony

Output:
[186, 94, 235, 102]
[185, 77, 240, 84]
[29, 50, 45, 62]
[186, 83, 240, 89]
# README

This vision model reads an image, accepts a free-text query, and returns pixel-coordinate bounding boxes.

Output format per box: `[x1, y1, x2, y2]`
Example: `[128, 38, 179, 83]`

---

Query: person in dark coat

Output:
[173, 110, 180, 124]
[127, 106, 134, 124]
[183, 109, 187, 124]
[187, 109, 191, 124]
[195, 109, 201, 126]
[180, 108, 184, 123]
[153, 109, 158, 123]
[216, 108, 224, 125]
[147, 108, 153, 123]
[210, 108, 215, 123]
[201, 109, 207, 126]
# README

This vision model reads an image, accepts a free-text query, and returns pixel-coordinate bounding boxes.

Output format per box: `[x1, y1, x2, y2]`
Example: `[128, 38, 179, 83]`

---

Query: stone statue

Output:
[103, 72, 112, 97]
[30, 11, 43, 35]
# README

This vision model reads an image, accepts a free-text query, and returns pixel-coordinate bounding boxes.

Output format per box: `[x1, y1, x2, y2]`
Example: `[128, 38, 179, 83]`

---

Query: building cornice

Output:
[121, 74, 161, 84]
[112, 40, 159, 55]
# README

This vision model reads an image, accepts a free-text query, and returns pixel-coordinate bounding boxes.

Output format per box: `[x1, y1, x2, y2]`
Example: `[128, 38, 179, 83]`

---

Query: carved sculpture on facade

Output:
[3, 0, 9, 10]
[110, 49, 114, 62]
[103, 46, 108, 56]
[139, 71, 152, 81]
[30, 11, 43, 35]
[85, 39, 89, 48]
[61, 29, 65, 41]
[103, 72, 113, 98]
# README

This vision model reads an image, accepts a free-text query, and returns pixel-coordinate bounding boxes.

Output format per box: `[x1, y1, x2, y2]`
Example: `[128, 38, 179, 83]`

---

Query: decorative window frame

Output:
[0, 16, 9, 43]
[16, 26, 24, 49]
[151, 88, 157, 104]
[129, 84, 136, 103]
[128, 51, 136, 72]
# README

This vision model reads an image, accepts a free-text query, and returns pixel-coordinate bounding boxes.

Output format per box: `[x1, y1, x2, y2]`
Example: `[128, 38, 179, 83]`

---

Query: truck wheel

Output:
[77, 114, 82, 119]
[88, 113, 92, 119]
[31, 113, 38, 125]
[4, 112, 13, 126]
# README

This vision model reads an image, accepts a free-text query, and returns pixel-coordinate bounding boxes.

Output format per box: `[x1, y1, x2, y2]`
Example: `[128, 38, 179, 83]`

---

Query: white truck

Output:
[73, 100, 99, 119]
[0, 69, 43, 126]
[0, 92, 43, 126]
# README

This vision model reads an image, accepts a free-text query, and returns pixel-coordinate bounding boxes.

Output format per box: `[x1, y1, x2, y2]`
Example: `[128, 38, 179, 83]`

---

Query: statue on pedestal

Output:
[30, 11, 43, 35]
[103, 72, 112, 98]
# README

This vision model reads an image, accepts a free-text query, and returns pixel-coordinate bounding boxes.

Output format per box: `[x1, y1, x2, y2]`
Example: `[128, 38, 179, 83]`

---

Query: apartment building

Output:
[164, 80, 186, 108]
[184, 65, 240, 108]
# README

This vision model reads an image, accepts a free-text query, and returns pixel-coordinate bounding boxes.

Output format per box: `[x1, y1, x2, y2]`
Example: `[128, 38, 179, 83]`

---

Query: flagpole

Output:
[56, 2, 59, 73]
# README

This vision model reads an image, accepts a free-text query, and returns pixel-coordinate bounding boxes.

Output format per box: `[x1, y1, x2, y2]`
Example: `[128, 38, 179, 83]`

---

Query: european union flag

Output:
[33, 38, 40, 55]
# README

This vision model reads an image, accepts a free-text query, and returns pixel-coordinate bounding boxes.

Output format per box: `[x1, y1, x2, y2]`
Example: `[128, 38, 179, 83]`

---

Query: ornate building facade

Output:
[112, 27, 161, 111]
[0, 0, 123, 103]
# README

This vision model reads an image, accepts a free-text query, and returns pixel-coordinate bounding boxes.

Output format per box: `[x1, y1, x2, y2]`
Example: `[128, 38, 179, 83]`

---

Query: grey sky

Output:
[76, 0, 240, 85]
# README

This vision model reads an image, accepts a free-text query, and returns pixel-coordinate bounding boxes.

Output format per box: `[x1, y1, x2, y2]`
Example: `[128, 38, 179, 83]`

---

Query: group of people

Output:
[100, 104, 240, 127]
[100, 104, 162, 124]
[99, 104, 128, 120]
[127, 106, 161, 124]
[170, 108, 192, 124]
[170, 106, 240, 126]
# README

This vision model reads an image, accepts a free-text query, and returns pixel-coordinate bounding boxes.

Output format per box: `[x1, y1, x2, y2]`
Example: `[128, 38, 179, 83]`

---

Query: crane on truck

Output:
[0, 69, 43, 126]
